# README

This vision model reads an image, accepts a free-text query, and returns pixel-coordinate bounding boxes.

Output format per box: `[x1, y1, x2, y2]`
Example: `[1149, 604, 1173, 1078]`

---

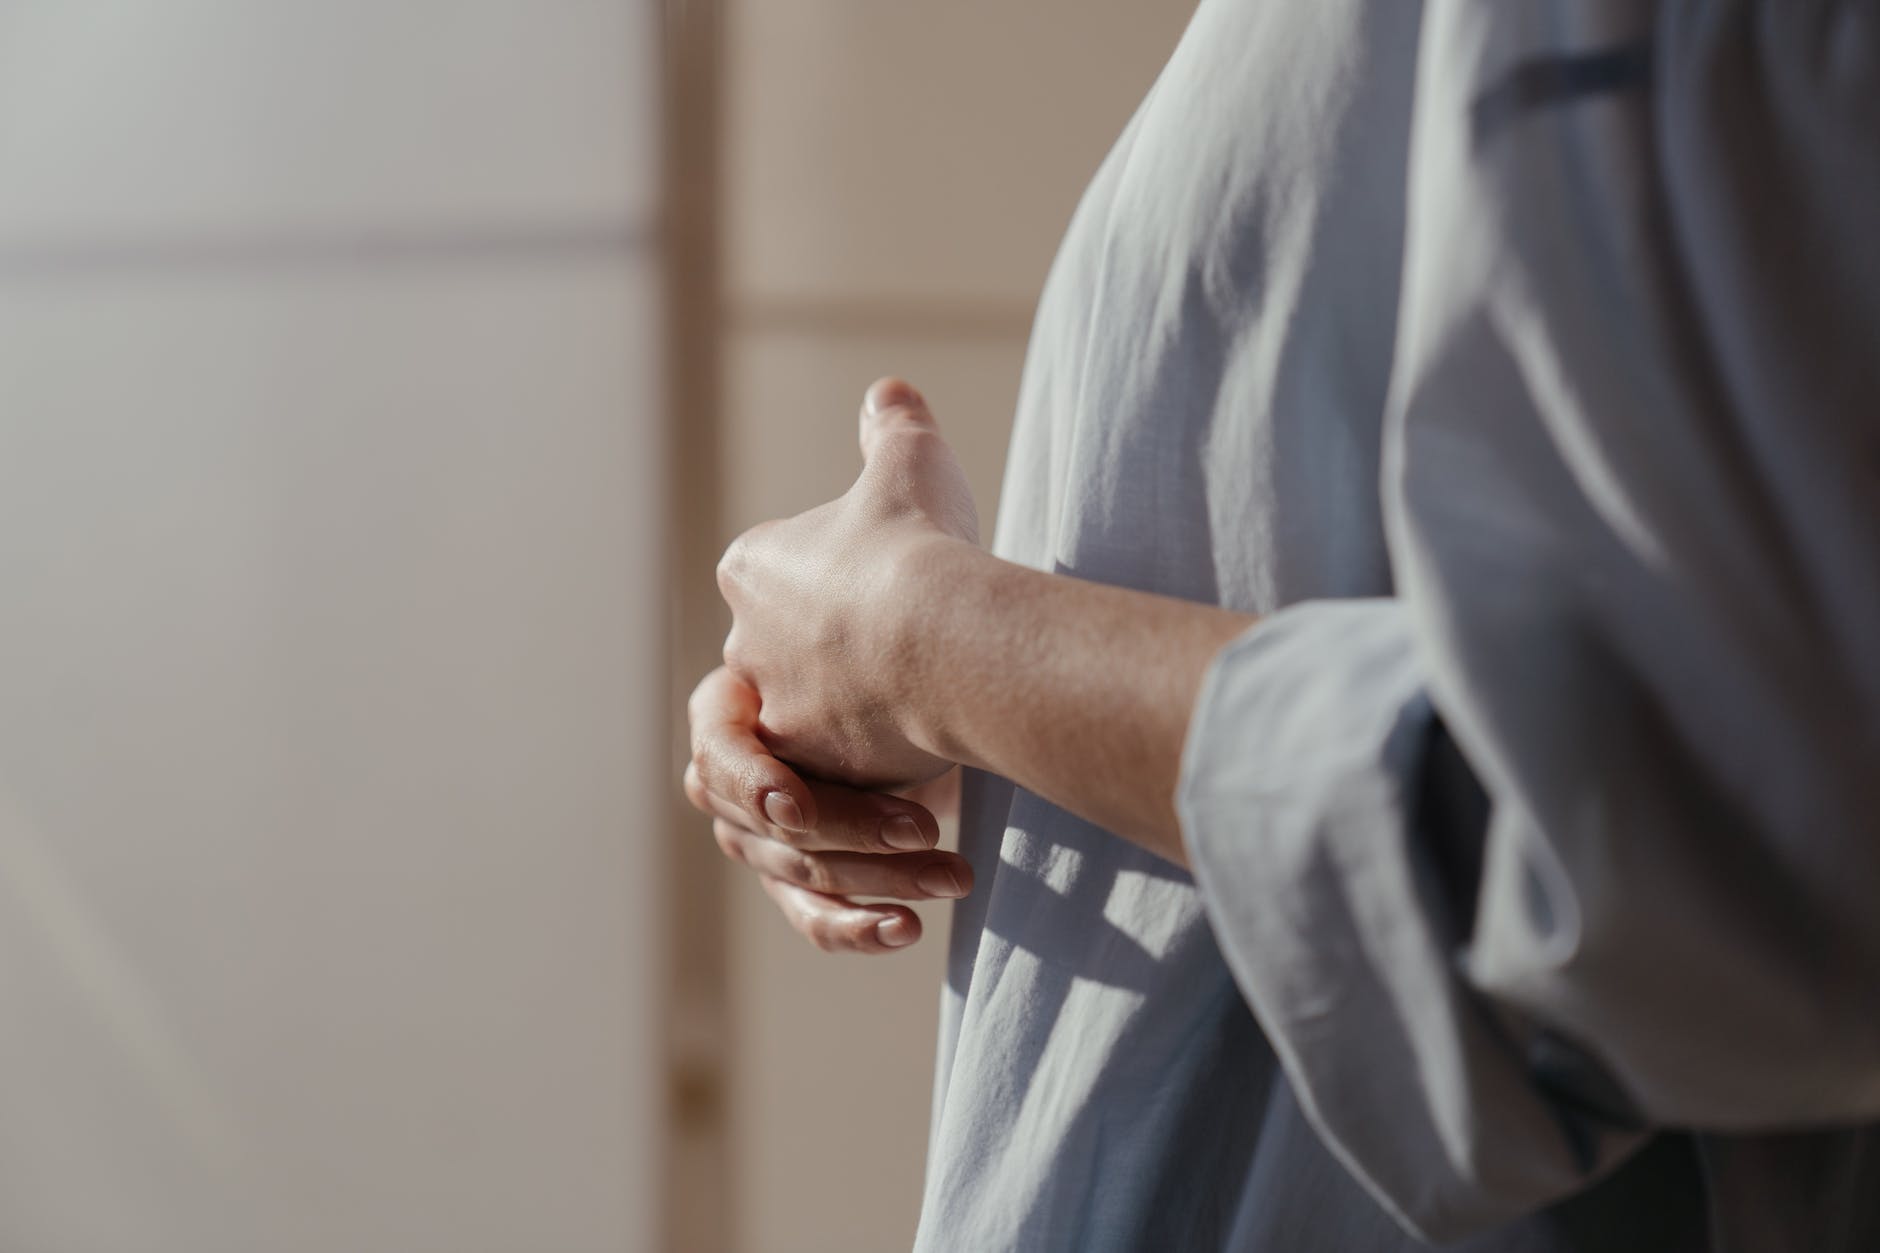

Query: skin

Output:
[685, 377, 1255, 953]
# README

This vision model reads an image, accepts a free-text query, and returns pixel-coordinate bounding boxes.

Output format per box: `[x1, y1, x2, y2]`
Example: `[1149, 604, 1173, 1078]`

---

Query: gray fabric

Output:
[916, 1, 1880, 1250]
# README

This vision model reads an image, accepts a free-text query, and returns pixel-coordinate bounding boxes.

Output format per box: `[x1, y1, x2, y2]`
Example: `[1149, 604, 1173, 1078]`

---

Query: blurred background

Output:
[0, 2, 1190, 1249]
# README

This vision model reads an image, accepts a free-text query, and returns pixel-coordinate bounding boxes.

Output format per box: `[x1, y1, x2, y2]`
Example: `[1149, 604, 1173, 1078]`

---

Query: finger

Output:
[687, 666, 817, 835]
[795, 777, 940, 852]
[688, 756, 939, 854]
[714, 820, 971, 900]
[858, 376, 938, 463]
[854, 379, 980, 545]
[759, 875, 922, 954]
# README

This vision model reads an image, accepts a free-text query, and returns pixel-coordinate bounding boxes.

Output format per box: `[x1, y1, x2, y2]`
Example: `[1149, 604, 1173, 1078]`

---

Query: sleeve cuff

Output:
[1177, 599, 1619, 1242]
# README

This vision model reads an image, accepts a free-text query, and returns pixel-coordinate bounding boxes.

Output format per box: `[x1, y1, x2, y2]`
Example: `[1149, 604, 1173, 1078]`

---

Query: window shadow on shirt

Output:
[942, 774, 1282, 1243]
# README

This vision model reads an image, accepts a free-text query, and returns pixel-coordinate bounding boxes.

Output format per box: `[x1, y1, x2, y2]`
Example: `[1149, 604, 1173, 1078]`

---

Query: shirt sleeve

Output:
[1177, 1, 1880, 1242]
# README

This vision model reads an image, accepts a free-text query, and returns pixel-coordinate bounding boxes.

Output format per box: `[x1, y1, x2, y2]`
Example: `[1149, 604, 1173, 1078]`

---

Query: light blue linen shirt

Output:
[914, 2, 1880, 1249]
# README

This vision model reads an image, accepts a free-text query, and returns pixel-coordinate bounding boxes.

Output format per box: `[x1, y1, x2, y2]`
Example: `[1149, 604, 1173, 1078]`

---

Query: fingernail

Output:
[763, 791, 805, 832]
[877, 916, 917, 948]
[881, 814, 930, 851]
[916, 864, 965, 899]
[866, 378, 921, 416]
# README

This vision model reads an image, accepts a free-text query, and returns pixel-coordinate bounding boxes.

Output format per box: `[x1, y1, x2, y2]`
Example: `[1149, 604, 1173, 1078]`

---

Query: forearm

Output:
[889, 537, 1253, 866]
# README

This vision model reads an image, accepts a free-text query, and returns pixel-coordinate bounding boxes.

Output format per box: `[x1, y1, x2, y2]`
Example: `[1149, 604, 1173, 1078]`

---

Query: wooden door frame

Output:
[659, 1, 732, 1249]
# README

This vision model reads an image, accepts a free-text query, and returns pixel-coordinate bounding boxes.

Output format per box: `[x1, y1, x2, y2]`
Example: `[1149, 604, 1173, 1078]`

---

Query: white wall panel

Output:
[0, 0, 656, 248]
[0, 2, 662, 1249]
[0, 254, 662, 1253]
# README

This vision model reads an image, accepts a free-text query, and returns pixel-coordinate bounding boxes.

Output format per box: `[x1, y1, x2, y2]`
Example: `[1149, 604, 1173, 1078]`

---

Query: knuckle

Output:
[739, 771, 770, 819]
[874, 426, 940, 471]
[803, 917, 839, 954]
[711, 822, 745, 862]
[792, 852, 832, 894]
[682, 764, 710, 812]
[695, 744, 756, 820]
[715, 523, 775, 600]
[713, 539, 745, 598]
[721, 637, 751, 683]
[690, 750, 732, 809]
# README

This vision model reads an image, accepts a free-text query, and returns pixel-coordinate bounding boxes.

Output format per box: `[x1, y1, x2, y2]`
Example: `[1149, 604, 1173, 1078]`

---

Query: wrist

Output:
[874, 533, 997, 768]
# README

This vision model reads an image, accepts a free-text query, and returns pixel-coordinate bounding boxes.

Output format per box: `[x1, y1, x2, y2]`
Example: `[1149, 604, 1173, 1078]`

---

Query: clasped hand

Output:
[682, 379, 980, 953]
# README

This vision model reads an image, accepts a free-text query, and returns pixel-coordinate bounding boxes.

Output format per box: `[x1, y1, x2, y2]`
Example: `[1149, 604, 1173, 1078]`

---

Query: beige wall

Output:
[715, 5, 1196, 1250]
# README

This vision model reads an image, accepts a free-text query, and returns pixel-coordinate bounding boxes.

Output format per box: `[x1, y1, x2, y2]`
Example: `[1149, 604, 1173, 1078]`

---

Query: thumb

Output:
[858, 376, 938, 464]
[853, 375, 979, 545]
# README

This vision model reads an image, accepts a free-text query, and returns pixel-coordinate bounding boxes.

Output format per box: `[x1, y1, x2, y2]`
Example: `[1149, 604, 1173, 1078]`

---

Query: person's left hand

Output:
[715, 377, 979, 791]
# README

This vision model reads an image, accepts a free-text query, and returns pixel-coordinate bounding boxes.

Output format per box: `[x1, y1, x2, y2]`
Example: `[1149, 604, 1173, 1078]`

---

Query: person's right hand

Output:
[684, 665, 974, 954]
